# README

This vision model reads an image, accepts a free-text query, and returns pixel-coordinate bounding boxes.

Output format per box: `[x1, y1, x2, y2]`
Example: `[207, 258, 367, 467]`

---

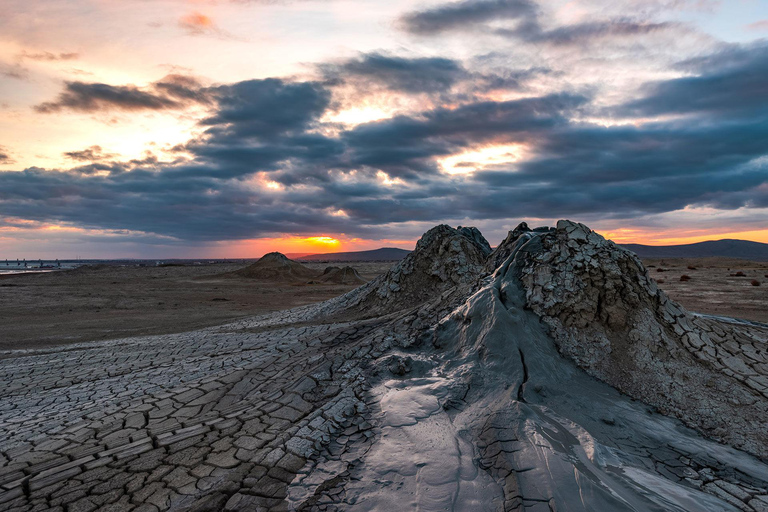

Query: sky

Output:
[0, 0, 767, 258]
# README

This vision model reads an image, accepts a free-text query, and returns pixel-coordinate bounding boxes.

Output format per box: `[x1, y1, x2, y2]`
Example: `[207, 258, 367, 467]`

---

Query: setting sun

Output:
[305, 236, 340, 248]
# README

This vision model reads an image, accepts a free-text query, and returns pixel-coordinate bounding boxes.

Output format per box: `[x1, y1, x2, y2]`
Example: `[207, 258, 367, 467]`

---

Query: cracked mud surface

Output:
[2, 222, 768, 511]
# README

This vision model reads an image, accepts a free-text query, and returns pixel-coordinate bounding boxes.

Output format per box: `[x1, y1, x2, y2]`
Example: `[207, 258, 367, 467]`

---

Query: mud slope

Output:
[1, 222, 767, 512]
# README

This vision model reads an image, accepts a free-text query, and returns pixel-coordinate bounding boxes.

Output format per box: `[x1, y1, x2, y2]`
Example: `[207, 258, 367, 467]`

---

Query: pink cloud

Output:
[746, 20, 768, 31]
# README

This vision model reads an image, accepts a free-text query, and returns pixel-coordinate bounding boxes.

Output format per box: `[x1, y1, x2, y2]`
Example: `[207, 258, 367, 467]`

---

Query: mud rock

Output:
[516, 220, 768, 457]
[353, 224, 490, 314]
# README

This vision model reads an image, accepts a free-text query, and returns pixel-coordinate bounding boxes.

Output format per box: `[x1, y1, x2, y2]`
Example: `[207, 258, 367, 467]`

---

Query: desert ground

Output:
[642, 257, 768, 323]
[0, 262, 391, 352]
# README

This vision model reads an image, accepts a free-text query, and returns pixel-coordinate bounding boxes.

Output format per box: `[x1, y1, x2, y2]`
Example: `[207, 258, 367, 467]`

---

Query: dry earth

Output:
[0, 262, 391, 351]
[642, 257, 768, 324]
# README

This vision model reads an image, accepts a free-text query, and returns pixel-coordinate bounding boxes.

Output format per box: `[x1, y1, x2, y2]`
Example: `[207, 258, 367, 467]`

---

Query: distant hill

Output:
[621, 239, 768, 261]
[284, 253, 313, 260]
[298, 247, 411, 262]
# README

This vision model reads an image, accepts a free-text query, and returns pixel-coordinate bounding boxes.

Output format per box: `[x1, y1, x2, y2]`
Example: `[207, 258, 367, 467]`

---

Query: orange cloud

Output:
[179, 12, 215, 35]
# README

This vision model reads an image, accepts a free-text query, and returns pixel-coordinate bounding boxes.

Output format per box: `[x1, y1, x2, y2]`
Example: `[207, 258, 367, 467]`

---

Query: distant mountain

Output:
[621, 239, 768, 261]
[283, 253, 313, 260]
[298, 247, 411, 262]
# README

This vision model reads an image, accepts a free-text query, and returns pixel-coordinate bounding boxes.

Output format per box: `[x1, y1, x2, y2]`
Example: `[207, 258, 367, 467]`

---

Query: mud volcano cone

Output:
[235, 252, 318, 281]
[319, 266, 367, 285]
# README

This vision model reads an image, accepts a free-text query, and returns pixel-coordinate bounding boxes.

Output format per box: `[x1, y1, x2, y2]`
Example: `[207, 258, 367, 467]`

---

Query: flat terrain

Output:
[641, 257, 768, 324]
[0, 262, 392, 351]
[0, 257, 765, 353]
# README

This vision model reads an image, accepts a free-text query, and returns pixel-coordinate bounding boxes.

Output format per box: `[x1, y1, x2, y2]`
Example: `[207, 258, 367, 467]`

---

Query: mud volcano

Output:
[1, 221, 768, 512]
[234, 252, 318, 281]
[319, 267, 367, 285]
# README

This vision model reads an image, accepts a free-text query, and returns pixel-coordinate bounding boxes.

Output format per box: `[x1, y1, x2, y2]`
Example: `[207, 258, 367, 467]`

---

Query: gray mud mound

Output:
[345, 224, 491, 316]
[319, 266, 367, 285]
[233, 252, 318, 281]
[2, 222, 768, 512]
[517, 220, 768, 458]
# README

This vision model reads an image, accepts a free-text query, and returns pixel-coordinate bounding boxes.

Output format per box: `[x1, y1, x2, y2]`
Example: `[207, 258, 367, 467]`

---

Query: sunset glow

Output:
[325, 107, 392, 127]
[305, 236, 341, 248]
[603, 228, 768, 247]
[439, 144, 525, 175]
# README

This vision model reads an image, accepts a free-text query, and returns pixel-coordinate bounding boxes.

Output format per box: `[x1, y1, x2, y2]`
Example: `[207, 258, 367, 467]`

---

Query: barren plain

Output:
[0, 262, 390, 352]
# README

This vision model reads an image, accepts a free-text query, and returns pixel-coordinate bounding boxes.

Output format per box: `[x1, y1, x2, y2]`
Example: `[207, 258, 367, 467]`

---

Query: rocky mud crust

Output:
[1, 222, 767, 511]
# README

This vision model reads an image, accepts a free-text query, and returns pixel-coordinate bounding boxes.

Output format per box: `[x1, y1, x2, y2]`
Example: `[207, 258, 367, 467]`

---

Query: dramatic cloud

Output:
[620, 42, 768, 117]
[500, 19, 675, 46]
[0, 146, 13, 164]
[400, 0, 537, 35]
[401, 0, 677, 46]
[202, 78, 330, 139]
[17, 51, 79, 62]
[2, 37, 768, 245]
[337, 93, 586, 178]
[63, 145, 117, 162]
[322, 53, 467, 94]
[34, 75, 211, 113]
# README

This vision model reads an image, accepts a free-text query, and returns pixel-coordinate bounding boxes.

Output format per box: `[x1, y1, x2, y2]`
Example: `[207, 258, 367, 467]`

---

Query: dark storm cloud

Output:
[321, 53, 467, 93]
[469, 121, 768, 216]
[401, 0, 677, 45]
[500, 19, 675, 46]
[0, 164, 375, 241]
[400, 0, 537, 35]
[35, 75, 211, 113]
[321, 53, 545, 96]
[339, 93, 587, 178]
[3, 42, 768, 242]
[620, 42, 768, 118]
[202, 79, 330, 139]
[180, 78, 339, 179]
